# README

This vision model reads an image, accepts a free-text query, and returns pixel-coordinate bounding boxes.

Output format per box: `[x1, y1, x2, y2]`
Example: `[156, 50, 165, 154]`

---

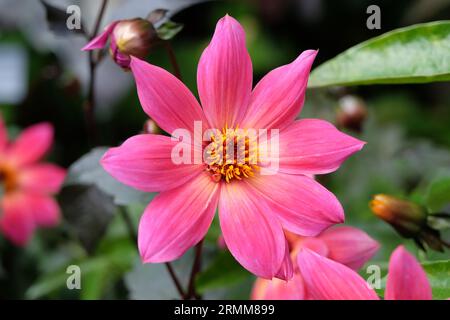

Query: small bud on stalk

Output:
[370, 194, 427, 236]
[82, 18, 159, 69]
[370, 194, 449, 252]
[110, 19, 158, 68]
[82, 9, 184, 70]
[336, 95, 368, 132]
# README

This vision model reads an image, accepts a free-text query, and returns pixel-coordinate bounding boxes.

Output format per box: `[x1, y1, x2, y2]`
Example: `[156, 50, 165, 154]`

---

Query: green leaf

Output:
[66, 148, 154, 206]
[25, 270, 71, 300]
[26, 238, 136, 299]
[308, 21, 450, 87]
[156, 20, 184, 40]
[25, 257, 107, 299]
[425, 176, 450, 212]
[422, 260, 450, 300]
[147, 9, 168, 25]
[80, 240, 137, 299]
[376, 259, 450, 299]
[59, 185, 116, 253]
[125, 251, 193, 299]
[196, 250, 252, 294]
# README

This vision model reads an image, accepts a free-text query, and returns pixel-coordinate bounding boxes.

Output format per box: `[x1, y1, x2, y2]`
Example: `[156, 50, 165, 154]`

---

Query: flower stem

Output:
[118, 206, 187, 299]
[118, 206, 137, 244]
[92, 0, 109, 37]
[164, 41, 182, 80]
[165, 263, 187, 299]
[187, 239, 204, 299]
[84, 0, 109, 144]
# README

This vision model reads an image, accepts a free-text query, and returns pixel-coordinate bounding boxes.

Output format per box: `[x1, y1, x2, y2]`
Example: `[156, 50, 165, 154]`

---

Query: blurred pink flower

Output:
[101, 15, 365, 279]
[297, 245, 433, 300]
[252, 226, 379, 299]
[0, 118, 66, 246]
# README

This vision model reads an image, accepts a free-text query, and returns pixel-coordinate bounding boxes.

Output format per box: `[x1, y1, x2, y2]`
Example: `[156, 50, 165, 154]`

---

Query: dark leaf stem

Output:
[187, 240, 204, 299]
[164, 41, 182, 80]
[165, 263, 187, 299]
[84, 0, 109, 144]
[162, 39, 205, 300]
[118, 205, 187, 299]
[118, 205, 137, 244]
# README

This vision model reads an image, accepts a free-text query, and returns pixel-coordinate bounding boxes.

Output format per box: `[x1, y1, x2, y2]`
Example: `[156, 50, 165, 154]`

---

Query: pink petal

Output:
[275, 238, 294, 280]
[0, 116, 8, 150]
[130, 57, 208, 136]
[299, 237, 329, 257]
[217, 234, 227, 249]
[109, 33, 131, 68]
[274, 119, 365, 175]
[197, 15, 252, 129]
[81, 21, 118, 51]
[318, 226, 380, 270]
[138, 172, 219, 263]
[101, 134, 204, 193]
[219, 181, 286, 279]
[6, 123, 53, 166]
[241, 50, 317, 130]
[248, 173, 344, 236]
[18, 164, 66, 195]
[27, 194, 60, 227]
[385, 245, 432, 300]
[0, 193, 35, 246]
[251, 274, 305, 300]
[297, 249, 380, 300]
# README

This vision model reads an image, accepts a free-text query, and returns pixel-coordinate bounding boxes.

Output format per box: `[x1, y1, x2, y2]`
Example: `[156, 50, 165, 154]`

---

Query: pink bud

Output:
[111, 18, 158, 68]
[82, 18, 158, 69]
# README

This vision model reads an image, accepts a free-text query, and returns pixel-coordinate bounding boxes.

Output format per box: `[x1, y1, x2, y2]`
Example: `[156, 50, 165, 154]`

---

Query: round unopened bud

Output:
[336, 95, 368, 132]
[110, 18, 158, 68]
[370, 194, 427, 237]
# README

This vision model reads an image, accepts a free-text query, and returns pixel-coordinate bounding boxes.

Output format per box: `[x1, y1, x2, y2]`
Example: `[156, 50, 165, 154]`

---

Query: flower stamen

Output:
[205, 128, 259, 183]
[0, 165, 18, 193]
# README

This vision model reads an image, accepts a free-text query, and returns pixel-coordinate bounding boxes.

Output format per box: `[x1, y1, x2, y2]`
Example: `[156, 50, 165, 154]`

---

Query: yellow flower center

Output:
[205, 128, 259, 183]
[0, 164, 18, 193]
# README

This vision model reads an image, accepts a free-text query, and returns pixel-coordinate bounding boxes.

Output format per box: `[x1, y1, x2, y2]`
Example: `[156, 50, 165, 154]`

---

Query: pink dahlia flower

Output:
[252, 226, 379, 299]
[297, 245, 433, 300]
[0, 118, 66, 246]
[101, 15, 365, 279]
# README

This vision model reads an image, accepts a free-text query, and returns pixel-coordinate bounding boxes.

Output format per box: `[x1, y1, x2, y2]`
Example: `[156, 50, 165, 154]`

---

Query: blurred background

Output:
[0, 0, 449, 299]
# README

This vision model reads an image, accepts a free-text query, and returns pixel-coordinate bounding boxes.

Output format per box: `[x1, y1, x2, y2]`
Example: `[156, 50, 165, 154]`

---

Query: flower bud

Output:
[370, 194, 426, 237]
[370, 194, 450, 252]
[111, 18, 157, 67]
[336, 95, 368, 132]
[82, 18, 158, 69]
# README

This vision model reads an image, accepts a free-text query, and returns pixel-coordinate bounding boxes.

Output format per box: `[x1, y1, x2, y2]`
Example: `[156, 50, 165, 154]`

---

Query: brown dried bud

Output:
[336, 95, 368, 132]
[370, 194, 426, 237]
[370, 194, 449, 252]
